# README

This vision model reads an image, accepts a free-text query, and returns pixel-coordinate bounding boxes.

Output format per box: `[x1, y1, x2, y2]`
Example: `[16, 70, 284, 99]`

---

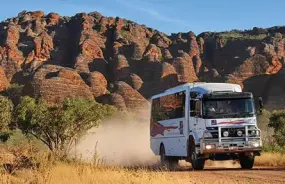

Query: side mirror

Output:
[258, 97, 263, 114]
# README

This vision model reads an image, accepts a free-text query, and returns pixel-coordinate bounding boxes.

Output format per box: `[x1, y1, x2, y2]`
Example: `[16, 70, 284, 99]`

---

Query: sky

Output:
[0, 0, 284, 35]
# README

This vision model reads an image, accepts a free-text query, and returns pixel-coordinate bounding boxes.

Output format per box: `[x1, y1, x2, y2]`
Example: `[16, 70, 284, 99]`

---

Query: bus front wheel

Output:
[239, 154, 254, 169]
[189, 137, 205, 170]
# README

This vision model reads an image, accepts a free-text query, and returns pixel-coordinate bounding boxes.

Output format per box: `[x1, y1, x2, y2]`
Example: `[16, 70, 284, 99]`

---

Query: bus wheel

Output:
[239, 154, 254, 169]
[189, 138, 205, 170]
[160, 144, 178, 171]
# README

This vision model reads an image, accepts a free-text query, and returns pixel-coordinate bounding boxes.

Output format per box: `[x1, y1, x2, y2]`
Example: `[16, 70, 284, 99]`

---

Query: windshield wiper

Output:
[213, 112, 239, 118]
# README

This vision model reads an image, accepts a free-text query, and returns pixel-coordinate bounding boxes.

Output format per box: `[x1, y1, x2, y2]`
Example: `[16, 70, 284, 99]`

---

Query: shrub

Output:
[1, 143, 55, 175]
[262, 143, 285, 154]
[120, 30, 132, 40]
[2, 83, 24, 105]
[257, 109, 273, 142]
[268, 110, 285, 147]
[218, 31, 267, 46]
[5, 129, 46, 149]
[14, 96, 116, 158]
[0, 96, 14, 142]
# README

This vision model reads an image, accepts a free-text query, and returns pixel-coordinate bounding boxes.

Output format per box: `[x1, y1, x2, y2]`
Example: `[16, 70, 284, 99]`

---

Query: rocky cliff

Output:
[1, 10, 285, 112]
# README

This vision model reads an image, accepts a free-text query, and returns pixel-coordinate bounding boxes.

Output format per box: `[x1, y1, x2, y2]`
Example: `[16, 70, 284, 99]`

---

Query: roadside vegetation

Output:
[1, 93, 285, 183]
[14, 96, 116, 158]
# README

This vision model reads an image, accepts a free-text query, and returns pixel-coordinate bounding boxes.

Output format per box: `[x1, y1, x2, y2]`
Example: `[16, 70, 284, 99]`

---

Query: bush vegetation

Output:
[218, 31, 268, 45]
[0, 96, 116, 159]
[256, 109, 285, 153]
[2, 93, 285, 181]
[120, 30, 132, 41]
[0, 96, 14, 142]
[268, 110, 285, 147]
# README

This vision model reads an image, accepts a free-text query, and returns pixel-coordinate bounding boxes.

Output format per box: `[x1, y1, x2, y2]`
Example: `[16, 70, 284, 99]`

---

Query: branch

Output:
[28, 132, 50, 149]
[43, 129, 57, 150]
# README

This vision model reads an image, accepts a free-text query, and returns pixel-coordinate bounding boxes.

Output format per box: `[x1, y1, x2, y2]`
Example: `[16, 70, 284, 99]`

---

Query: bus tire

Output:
[160, 144, 178, 171]
[189, 137, 205, 170]
[239, 154, 254, 169]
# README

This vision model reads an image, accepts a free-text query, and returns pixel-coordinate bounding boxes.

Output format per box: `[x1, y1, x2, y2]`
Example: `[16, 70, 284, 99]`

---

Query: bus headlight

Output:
[205, 144, 216, 150]
[237, 130, 243, 137]
[253, 143, 259, 147]
[223, 131, 229, 137]
[250, 142, 260, 147]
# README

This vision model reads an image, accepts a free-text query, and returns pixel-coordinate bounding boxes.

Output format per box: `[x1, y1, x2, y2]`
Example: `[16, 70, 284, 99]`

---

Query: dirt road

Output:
[167, 166, 285, 184]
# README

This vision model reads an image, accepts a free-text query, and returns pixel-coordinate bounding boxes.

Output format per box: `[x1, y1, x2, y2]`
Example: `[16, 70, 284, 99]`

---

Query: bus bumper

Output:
[201, 144, 262, 154]
[199, 127, 262, 155]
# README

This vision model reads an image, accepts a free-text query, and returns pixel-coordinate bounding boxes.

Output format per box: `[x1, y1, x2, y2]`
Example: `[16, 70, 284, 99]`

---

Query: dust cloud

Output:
[74, 116, 159, 166]
[206, 160, 240, 168]
[179, 160, 239, 169]
[72, 114, 240, 169]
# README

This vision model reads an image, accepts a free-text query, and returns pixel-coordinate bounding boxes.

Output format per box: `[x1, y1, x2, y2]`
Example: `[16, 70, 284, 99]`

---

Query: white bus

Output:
[150, 82, 262, 170]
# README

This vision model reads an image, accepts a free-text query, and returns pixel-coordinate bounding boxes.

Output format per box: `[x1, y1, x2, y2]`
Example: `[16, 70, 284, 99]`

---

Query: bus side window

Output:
[153, 91, 186, 121]
[195, 100, 201, 117]
[175, 91, 185, 118]
[151, 98, 166, 122]
[190, 99, 196, 117]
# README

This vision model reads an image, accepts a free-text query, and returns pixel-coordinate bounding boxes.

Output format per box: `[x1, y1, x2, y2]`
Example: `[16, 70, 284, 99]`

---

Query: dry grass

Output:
[0, 163, 188, 184]
[1, 146, 285, 184]
[2, 159, 284, 184]
[255, 152, 285, 167]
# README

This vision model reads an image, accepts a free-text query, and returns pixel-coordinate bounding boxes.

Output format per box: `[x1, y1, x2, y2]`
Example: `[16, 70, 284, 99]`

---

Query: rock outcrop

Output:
[1, 10, 285, 111]
[87, 71, 107, 98]
[23, 65, 94, 104]
[111, 81, 149, 113]
[112, 54, 130, 81]
[109, 93, 127, 111]
[172, 51, 198, 83]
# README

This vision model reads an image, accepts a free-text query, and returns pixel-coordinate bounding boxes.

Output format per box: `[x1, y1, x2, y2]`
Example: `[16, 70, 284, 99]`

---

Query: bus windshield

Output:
[203, 98, 255, 119]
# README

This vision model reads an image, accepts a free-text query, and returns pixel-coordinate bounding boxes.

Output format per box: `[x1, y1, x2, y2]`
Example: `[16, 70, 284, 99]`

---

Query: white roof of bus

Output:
[190, 83, 242, 94]
[151, 83, 242, 99]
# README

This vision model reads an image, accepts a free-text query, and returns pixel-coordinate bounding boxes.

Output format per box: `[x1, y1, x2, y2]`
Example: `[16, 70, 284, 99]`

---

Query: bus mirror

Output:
[258, 97, 263, 114]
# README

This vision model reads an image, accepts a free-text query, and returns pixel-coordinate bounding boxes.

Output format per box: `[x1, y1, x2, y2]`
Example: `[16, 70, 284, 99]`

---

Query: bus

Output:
[150, 82, 262, 170]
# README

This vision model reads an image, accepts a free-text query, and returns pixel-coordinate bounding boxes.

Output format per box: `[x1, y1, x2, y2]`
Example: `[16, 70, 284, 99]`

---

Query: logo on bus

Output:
[211, 120, 217, 125]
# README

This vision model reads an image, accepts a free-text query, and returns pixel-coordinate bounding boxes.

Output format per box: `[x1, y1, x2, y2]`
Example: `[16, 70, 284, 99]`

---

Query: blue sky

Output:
[0, 0, 284, 35]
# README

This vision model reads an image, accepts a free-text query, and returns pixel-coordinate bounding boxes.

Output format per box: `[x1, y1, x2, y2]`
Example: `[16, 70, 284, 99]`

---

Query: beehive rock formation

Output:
[87, 71, 107, 98]
[1, 11, 285, 112]
[23, 65, 94, 105]
[110, 81, 149, 113]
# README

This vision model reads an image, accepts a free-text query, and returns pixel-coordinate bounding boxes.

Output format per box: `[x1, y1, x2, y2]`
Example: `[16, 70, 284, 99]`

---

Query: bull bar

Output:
[199, 126, 262, 154]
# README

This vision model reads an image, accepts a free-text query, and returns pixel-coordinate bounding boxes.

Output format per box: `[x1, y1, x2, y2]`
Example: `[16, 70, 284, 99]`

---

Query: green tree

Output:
[15, 96, 116, 157]
[257, 109, 272, 139]
[268, 110, 285, 147]
[4, 83, 24, 105]
[0, 96, 14, 142]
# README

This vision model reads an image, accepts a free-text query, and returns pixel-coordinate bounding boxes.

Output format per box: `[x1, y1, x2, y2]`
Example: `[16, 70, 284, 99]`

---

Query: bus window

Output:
[151, 91, 186, 121]
[151, 98, 166, 122]
[174, 91, 185, 118]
